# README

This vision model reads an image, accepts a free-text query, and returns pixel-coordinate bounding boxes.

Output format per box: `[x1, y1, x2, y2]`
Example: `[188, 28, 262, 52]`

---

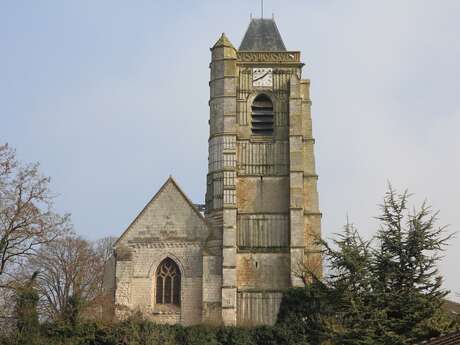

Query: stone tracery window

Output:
[155, 258, 181, 305]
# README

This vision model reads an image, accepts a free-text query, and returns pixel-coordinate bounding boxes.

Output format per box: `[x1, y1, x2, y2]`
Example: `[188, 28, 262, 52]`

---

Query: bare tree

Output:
[0, 143, 16, 182]
[27, 235, 105, 321]
[94, 236, 117, 320]
[0, 143, 70, 286]
[0, 280, 15, 331]
[94, 236, 117, 265]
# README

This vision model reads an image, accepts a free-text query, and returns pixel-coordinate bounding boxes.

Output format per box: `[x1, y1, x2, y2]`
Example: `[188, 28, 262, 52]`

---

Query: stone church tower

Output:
[203, 18, 321, 326]
[105, 18, 321, 327]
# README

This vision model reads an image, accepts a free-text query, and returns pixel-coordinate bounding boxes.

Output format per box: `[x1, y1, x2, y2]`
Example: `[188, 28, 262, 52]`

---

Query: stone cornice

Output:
[237, 51, 302, 64]
[237, 247, 289, 253]
[304, 211, 322, 217]
[128, 241, 203, 249]
[236, 288, 285, 293]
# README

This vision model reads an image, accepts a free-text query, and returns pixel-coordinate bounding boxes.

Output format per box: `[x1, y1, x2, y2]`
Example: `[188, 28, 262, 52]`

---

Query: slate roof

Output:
[418, 331, 460, 344]
[239, 18, 286, 51]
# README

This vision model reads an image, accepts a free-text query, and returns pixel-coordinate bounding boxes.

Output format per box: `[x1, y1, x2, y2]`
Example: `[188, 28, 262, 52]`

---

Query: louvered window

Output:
[156, 258, 181, 305]
[251, 94, 274, 136]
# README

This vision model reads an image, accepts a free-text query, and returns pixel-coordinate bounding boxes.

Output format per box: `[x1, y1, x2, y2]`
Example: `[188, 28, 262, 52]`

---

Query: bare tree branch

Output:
[0, 143, 70, 283]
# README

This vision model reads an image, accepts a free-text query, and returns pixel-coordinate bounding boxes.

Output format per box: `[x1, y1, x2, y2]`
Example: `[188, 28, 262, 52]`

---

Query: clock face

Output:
[252, 68, 273, 87]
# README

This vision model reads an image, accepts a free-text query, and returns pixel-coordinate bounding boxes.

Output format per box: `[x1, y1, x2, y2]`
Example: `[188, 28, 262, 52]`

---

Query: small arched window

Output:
[251, 94, 274, 136]
[156, 258, 181, 305]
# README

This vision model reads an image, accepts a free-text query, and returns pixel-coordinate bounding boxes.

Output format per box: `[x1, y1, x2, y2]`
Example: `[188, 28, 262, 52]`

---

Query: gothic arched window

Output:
[155, 258, 181, 305]
[251, 94, 274, 136]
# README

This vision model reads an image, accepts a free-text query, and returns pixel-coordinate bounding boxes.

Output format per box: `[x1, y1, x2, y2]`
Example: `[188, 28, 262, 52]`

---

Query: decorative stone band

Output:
[127, 242, 203, 249]
[237, 248, 289, 253]
[237, 51, 301, 63]
[237, 214, 289, 248]
[237, 141, 289, 176]
[236, 291, 283, 326]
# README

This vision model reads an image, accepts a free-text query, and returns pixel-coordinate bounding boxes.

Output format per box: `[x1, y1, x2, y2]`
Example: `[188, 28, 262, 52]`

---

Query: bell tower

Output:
[203, 18, 321, 326]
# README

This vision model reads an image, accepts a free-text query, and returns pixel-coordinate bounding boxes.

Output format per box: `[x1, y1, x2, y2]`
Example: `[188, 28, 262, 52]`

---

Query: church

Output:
[103, 17, 322, 327]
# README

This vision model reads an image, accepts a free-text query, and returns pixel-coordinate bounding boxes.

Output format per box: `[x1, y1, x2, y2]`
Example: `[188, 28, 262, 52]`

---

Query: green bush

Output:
[180, 325, 218, 345]
[277, 287, 309, 324]
[251, 326, 278, 345]
[216, 327, 254, 345]
[0, 321, 282, 345]
[100, 316, 181, 345]
[14, 281, 40, 337]
[276, 287, 315, 345]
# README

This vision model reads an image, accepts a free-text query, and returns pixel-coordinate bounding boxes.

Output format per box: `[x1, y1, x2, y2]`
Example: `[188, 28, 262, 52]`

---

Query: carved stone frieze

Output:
[128, 242, 202, 249]
[237, 51, 300, 63]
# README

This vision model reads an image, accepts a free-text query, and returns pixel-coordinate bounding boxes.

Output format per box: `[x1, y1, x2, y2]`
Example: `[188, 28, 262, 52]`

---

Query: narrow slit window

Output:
[251, 94, 274, 136]
[155, 258, 181, 305]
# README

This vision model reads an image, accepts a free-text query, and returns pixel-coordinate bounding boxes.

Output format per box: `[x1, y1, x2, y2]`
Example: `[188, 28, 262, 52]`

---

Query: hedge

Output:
[0, 317, 309, 345]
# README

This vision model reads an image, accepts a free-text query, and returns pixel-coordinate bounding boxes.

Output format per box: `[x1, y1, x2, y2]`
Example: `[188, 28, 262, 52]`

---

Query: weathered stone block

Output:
[223, 227, 236, 247]
[222, 308, 237, 326]
[236, 177, 289, 213]
[290, 209, 304, 247]
[223, 247, 236, 267]
[222, 288, 236, 308]
[222, 268, 236, 287]
[236, 253, 290, 290]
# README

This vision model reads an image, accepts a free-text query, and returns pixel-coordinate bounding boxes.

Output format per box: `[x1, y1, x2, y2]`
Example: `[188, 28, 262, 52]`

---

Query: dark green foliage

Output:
[276, 186, 457, 345]
[277, 285, 327, 344]
[371, 187, 453, 343]
[0, 307, 456, 345]
[216, 327, 255, 345]
[321, 223, 382, 345]
[277, 225, 381, 345]
[98, 313, 182, 345]
[180, 325, 218, 345]
[0, 317, 304, 345]
[40, 320, 114, 345]
[251, 326, 278, 345]
[14, 272, 40, 342]
[15, 286, 39, 334]
[277, 287, 311, 323]
[0, 320, 256, 345]
[61, 295, 84, 327]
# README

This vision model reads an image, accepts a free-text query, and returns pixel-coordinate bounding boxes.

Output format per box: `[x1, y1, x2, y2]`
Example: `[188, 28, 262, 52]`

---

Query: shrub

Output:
[180, 325, 218, 345]
[216, 327, 255, 345]
[251, 326, 278, 345]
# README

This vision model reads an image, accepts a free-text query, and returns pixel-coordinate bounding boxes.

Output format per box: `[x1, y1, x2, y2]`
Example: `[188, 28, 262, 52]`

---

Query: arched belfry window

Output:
[251, 94, 274, 136]
[156, 258, 181, 305]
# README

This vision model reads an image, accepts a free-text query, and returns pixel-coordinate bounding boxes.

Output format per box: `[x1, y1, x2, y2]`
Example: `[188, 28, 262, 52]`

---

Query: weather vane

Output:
[261, 0, 264, 18]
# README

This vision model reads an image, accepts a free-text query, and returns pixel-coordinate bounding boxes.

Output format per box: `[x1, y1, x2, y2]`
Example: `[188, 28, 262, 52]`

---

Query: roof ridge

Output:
[114, 176, 207, 246]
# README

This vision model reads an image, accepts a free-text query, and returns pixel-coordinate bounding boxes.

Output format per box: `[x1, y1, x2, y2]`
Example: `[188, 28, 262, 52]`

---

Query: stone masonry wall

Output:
[114, 179, 208, 326]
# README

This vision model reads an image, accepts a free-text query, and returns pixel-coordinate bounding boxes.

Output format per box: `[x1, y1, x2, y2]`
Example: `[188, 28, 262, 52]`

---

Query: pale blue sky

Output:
[1, 1, 459, 299]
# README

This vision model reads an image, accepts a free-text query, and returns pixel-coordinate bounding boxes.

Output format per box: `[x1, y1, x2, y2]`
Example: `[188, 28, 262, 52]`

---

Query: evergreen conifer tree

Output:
[372, 187, 453, 343]
[280, 186, 457, 345]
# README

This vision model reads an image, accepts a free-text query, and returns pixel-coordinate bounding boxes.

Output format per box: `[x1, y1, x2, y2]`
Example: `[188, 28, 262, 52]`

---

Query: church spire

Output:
[239, 18, 286, 51]
[212, 33, 235, 50]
